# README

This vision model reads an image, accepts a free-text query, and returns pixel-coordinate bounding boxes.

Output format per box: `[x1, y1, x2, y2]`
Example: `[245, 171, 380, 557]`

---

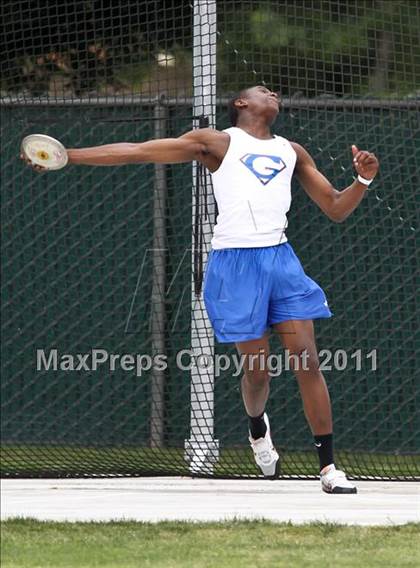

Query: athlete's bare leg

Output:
[236, 333, 271, 418]
[273, 320, 332, 435]
[236, 333, 279, 476]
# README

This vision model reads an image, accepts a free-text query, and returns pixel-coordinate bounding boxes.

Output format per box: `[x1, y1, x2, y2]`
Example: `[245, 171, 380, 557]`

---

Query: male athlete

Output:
[23, 86, 379, 493]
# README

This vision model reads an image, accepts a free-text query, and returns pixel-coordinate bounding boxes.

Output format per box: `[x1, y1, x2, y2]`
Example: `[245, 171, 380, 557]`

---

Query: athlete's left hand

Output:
[352, 145, 379, 180]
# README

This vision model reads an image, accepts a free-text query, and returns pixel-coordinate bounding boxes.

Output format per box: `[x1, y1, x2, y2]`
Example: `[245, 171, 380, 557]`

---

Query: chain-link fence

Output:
[1, 0, 419, 479]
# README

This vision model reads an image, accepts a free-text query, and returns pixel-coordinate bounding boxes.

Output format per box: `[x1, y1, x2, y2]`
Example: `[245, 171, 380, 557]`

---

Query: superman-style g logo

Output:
[240, 153, 286, 185]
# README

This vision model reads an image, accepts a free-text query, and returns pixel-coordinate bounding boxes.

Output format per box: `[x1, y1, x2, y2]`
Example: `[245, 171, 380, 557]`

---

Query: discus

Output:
[21, 134, 68, 170]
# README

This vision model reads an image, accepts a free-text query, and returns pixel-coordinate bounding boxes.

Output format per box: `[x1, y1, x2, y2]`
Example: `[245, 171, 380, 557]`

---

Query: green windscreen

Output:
[1, 0, 419, 479]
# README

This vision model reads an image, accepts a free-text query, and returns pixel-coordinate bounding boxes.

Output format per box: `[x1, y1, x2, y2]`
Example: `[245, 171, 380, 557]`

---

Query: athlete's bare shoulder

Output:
[289, 140, 311, 159]
[181, 127, 230, 171]
[289, 141, 315, 170]
[183, 127, 229, 145]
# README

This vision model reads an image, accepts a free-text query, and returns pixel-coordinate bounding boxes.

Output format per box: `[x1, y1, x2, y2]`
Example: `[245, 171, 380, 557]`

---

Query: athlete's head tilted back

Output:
[227, 85, 281, 127]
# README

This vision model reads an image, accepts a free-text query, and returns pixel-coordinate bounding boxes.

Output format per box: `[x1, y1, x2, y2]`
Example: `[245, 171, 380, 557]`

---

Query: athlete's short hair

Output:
[227, 88, 250, 126]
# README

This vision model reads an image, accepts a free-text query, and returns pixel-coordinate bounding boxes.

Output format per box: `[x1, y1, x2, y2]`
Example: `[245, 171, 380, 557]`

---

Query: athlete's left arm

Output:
[291, 142, 379, 223]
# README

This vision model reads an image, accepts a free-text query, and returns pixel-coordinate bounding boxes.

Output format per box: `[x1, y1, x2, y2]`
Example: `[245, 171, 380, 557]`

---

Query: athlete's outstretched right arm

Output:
[66, 130, 207, 166]
[21, 128, 228, 170]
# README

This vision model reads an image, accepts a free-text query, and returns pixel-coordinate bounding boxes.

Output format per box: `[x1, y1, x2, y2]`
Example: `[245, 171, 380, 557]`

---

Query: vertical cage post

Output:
[185, 0, 219, 473]
[150, 100, 168, 448]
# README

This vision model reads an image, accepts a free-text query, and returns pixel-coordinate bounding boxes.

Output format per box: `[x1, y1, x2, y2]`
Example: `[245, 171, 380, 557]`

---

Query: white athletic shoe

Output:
[320, 464, 357, 494]
[249, 413, 279, 478]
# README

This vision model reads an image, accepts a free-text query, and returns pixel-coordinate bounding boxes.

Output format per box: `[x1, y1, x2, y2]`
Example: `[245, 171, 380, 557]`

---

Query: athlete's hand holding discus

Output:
[20, 134, 68, 172]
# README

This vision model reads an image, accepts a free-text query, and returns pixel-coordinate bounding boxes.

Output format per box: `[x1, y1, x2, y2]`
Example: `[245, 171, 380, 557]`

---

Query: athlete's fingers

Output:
[351, 144, 359, 157]
[23, 157, 34, 167]
[22, 156, 46, 172]
[359, 155, 377, 170]
[356, 151, 373, 161]
[363, 156, 377, 164]
[353, 150, 369, 166]
[20, 153, 31, 165]
[357, 152, 372, 165]
[356, 150, 377, 161]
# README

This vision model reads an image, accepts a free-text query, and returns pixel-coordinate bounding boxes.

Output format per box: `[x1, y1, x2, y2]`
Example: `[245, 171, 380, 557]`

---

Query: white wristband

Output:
[357, 174, 374, 187]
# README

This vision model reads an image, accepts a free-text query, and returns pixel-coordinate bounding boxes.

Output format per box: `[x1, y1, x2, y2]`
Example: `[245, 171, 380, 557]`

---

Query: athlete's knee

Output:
[288, 346, 320, 374]
[242, 369, 271, 388]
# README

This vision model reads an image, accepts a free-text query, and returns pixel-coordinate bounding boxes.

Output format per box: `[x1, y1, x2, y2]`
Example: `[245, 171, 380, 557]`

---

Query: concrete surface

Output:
[2, 477, 419, 525]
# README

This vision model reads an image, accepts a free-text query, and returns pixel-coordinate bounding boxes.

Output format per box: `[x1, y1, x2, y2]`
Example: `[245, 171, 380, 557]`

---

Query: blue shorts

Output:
[203, 242, 332, 343]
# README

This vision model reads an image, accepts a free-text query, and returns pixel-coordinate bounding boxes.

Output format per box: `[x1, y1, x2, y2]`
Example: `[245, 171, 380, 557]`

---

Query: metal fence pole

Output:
[184, 0, 219, 473]
[150, 101, 168, 448]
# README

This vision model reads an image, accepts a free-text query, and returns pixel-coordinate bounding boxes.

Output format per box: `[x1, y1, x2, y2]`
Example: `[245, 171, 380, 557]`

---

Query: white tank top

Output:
[211, 126, 297, 249]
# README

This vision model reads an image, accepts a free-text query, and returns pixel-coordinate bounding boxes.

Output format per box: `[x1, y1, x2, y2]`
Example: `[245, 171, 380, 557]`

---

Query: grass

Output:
[1, 445, 420, 479]
[1, 518, 420, 568]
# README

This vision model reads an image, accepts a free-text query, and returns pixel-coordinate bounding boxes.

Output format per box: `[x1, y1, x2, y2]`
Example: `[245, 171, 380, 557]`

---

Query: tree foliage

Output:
[1, 0, 418, 99]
